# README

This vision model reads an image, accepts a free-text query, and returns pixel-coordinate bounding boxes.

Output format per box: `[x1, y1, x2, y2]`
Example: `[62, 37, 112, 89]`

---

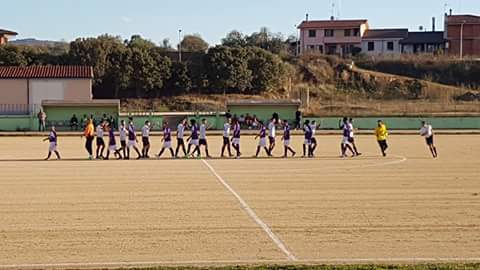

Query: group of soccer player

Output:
[43, 116, 439, 160]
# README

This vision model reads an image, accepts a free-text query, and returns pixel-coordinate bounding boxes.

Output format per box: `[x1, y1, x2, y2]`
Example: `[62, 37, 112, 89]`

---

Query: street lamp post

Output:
[178, 29, 182, 62]
[295, 24, 300, 57]
[460, 20, 466, 59]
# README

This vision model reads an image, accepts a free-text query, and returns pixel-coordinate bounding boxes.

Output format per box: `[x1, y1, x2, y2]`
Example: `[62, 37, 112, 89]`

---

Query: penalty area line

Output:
[201, 159, 297, 262]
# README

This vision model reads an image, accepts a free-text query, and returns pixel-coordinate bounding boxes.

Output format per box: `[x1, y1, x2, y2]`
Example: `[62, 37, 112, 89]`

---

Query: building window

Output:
[387, 42, 394, 51]
[353, 28, 360, 36]
[325, 29, 334, 37]
[344, 29, 351, 37]
[319, 45, 324, 54]
[308, 30, 316, 38]
[368, 42, 375, 51]
[309, 45, 315, 50]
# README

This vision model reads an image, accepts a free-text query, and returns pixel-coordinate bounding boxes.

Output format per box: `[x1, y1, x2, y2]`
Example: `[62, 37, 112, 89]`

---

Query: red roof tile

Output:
[446, 15, 480, 24]
[0, 29, 18, 36]
[0, 66, 93, 79]
[298, 19, 368, 29]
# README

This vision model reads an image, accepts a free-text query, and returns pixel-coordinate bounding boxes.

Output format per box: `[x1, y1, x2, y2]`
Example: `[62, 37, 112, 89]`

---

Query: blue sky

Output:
[2, 0, 479, 45]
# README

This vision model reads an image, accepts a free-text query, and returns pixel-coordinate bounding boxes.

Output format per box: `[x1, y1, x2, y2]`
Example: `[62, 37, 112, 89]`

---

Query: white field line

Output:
[201, 159, 297, 261]
[2, 257, 480, 269]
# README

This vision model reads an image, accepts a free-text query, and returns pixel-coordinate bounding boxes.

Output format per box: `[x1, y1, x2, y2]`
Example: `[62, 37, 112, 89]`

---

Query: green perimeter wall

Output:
[1, 114, 480, 131]
[0, 116, 34, 131]
[309, 117, 480, 130]
[227, 105, 298, 124]
[44, 106, 118, 122]
[119, 113, 221, 131]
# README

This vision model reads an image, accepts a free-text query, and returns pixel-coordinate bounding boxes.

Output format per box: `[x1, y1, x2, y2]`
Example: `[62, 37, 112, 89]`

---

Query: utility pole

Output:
[178, 29, 182, 62]
[460, 20, 466, 59]
[294, 24, 300, 56]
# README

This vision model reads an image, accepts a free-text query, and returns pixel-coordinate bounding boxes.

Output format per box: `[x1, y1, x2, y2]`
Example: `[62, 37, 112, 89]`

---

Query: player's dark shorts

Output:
[121, 140, 126, 148]
[426, 135, 434, 145]
[311, 137, 317, 144]
[142, 137, 150, 146]
[378, 140, 388, 148]
[223, 137, 230, 145]
[177, 138, 185, 145]
[348, 137, 355, 143]
[269, 136, 275, 144]
[96, 137, 105, 146]
[199, 139, 207, 146]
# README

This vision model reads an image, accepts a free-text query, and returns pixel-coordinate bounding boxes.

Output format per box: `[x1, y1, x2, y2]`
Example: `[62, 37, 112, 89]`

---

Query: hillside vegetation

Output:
[356, 55, 480, 90]
[1, 30, 479, 115]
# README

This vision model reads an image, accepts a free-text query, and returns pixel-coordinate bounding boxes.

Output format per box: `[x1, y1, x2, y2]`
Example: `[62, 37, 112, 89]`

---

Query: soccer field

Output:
[0, 134, 479, 269]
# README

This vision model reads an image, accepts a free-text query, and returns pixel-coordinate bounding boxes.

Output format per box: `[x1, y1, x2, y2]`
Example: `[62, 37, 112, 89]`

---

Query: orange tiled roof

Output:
[0, 66, 93, 79]
[298, 19, 367, 29]
[447, 15, 480, 24]
[0, 29, 18, 36]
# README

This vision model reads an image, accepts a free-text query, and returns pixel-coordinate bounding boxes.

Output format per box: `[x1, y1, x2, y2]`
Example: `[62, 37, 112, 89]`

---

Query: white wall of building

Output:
[361, 39, 402, 55]
[29, 80, 65, 105]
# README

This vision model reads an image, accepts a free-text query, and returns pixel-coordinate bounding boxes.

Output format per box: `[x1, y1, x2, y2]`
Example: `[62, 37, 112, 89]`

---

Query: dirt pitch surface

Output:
[0, 134, 479, 269]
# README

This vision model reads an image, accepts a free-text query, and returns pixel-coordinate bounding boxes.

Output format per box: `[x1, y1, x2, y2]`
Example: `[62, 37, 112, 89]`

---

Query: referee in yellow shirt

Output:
[375, 120, 389, 157]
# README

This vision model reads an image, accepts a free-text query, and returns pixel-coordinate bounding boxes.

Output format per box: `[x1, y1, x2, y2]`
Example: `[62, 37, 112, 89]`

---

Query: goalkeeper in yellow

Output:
[375, 120, 389, 157]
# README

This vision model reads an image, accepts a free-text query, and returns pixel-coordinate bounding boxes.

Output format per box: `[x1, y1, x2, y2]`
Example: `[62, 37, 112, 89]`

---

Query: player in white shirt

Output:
[119, 120, 128, 159]
[95, 121, 106, 159]
[267, 118, 276, 156]
[175, 119, 188, 158]
[141, 121, 151, 159]
[347, 118, 361, 156]
[339, 117, 355, 158]
[309, 120, 319, 157]
[199, 119, 212, 158]
[420, 121, 438, 158]
[221, 118, 233, 158]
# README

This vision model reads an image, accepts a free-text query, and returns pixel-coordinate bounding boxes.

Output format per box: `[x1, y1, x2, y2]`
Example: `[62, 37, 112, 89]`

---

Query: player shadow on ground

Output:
[0, 155, 399, 162]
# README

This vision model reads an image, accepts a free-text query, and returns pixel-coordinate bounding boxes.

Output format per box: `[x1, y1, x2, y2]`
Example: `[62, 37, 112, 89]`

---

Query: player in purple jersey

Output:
[43, 126, 61, 160]
[309, 120, 319, 157]
[187, 119, 201, 158]
[231, 117, 241, 159]
[254, 121, 270, 157]
[126, 117, 142, 160]
[158, 121, 175, 158]
[105, 123, 122, 160]
[303, 120, 313, 158]
[339, 117, 355, 158]
[281, 120, 296, 158]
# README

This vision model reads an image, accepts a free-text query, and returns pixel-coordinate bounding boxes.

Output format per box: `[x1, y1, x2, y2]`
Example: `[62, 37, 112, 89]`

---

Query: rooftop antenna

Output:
[330, 1, 336, 20]
[337, 0, 342, 19]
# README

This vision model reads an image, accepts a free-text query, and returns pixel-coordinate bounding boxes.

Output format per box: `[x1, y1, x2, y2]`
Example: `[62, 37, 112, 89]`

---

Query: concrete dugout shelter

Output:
[227, 100, 302, 123]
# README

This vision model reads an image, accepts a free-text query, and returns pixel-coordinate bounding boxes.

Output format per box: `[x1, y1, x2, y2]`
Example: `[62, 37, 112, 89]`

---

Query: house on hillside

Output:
[0, 28, 18, 45]
[400, 31, 445, 53]
[298, 18, 369, 56]
[445, 14, 480, 57]
[361, 29, 408, 55]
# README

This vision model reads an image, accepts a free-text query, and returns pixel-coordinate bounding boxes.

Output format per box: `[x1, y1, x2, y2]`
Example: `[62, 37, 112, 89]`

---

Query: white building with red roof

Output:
[298, 17, 369, 56]
[0, 65, 93, 106]
[0, 28, 17, 45]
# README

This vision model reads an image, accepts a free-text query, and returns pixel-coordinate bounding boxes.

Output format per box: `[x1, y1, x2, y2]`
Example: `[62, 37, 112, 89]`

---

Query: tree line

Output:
[0, 28, 296, 98]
